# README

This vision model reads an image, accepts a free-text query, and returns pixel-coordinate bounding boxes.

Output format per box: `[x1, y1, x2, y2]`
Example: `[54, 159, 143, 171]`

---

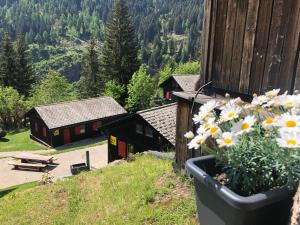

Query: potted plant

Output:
[185, 89, 300, 225]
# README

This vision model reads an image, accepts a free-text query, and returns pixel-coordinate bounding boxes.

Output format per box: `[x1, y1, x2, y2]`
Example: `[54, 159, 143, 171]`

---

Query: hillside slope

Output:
[0, 155, 197, 225]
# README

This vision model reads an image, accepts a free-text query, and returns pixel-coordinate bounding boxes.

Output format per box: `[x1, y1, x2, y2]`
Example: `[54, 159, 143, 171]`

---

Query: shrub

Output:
[0, 128, 6, 138]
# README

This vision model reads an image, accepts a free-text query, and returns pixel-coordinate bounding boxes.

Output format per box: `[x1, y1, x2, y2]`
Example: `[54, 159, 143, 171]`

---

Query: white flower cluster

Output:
[185, 89, 300, 149]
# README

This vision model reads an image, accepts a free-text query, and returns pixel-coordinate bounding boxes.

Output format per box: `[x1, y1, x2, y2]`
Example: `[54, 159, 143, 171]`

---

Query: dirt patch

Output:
[152, 172, 192, 205]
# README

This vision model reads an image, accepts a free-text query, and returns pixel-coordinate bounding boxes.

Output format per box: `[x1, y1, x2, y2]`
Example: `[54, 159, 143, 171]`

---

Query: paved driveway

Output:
[0, 144, 108, 189]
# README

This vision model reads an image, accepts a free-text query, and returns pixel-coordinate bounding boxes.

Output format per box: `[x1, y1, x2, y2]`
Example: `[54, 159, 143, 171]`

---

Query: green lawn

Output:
[0, 130, 47, 152]
[0, 155, 197, 225]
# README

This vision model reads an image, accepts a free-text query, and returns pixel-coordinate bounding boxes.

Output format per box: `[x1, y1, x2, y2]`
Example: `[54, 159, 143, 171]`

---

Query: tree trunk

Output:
[290, 183, 300, 225]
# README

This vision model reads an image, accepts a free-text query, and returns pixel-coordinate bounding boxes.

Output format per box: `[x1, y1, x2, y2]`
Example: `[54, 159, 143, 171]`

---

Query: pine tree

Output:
[78, 38, 102, 98]
[0, 33, 17, 88]
[15, 35, 35, 96]
[102, 0, 139, 86]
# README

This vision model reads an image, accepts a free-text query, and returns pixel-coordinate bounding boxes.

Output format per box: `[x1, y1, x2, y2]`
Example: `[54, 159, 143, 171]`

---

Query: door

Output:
[64, 128, 71, 144]
[118, 140, 127, 158]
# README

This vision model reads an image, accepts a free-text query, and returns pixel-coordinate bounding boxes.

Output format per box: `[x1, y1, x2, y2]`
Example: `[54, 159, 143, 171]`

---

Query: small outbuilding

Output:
[159, 75, 198, 101]
[25, 97, 127, 147]
[106, 103, 177, 162]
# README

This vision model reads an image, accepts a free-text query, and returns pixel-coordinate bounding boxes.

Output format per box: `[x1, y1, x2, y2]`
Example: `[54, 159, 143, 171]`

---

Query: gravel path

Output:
[0, 144, 108, 189]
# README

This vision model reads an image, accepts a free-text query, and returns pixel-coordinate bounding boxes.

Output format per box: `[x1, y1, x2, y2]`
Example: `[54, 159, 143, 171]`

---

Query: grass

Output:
[0, 182, 38, 198]
[0, 155, 197, 225]
[0, 130, 48, 152]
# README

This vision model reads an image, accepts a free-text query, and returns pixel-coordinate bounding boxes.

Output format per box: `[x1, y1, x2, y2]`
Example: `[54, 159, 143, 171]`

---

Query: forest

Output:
[0, 0, 202, 131]
[0, 0, 203, 81]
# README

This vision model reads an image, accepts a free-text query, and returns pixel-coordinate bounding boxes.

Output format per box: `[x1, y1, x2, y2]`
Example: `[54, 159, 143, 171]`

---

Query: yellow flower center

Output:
[265, 117, 274, 124]
[284, 102, 294, 108]
[196, 138, 203, 144]
[286, 120, 297, 127]
[210, 127, 218, 134]
[287, 139, 297, 146]
[224, 139, 233, 144]
[241, 123, 250, 130]
[204, 124, 210, 129]
[227, 112, 235, 118]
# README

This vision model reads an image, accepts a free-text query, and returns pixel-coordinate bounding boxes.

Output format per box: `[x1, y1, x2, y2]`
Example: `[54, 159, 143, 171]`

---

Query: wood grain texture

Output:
[222, 0, 238, 90]
[249, 0, 274, 94]
[212, 0, 229, 89]
[199, 0, 212, 88]
[239, 0, 260, 93]
[230, 0, 248, 92]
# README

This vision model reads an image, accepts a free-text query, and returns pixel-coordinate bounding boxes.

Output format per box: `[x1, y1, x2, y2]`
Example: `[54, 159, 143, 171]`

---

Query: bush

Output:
[0, 129, 7, 138]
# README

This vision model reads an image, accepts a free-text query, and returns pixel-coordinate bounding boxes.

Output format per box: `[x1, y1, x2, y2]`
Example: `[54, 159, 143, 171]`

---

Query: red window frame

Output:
[75, 126, 81, 135]
[42, 127, 47, 137]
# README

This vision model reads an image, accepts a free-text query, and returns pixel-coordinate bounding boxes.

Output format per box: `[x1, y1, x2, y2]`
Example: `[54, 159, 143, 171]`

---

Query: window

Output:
[42, 128, 47, 137]
[165, 91, 171, 100]
[75, 125, 86, 135]
[145, 126, 153, 138]
[34, 122, 38, 133]
[92, 121, 101, 131]
[136, 124, 143, 134]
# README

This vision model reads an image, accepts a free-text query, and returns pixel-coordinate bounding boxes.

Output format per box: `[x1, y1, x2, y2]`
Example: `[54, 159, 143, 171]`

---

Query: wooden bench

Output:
[9, 161, 47, 171]
[14, 153, 55, 164]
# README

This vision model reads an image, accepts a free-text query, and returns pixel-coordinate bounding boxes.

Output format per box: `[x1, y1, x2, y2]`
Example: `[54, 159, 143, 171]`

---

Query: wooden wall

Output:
[199, 0, 300, 95]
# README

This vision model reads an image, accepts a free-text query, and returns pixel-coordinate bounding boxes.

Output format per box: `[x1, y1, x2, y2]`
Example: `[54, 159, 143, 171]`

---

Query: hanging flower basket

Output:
[185, 89, 300, 225]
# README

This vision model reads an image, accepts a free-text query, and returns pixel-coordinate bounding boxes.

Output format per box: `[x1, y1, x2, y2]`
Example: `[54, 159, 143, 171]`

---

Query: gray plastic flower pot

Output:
[186, 155, 294, 225]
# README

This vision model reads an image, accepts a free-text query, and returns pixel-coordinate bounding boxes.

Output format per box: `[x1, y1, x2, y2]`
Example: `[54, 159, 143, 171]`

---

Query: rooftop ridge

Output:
[137, 103, 177, 115]
[34, 96, 113, 108]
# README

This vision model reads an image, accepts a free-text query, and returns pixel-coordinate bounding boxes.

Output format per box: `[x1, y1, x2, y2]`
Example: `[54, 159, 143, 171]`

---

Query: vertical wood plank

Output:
[212, 0, 229, 88]
[222, 0, 238, 90]
[199, 0, 212, 88]
[249, 0, 274, 94]
[239, 0, 260, 93]
[278, 0, 300, 92]
[207, 0, 218, 84]
[294, 51, 300, 91]
[230, 0, 248, 92]
[261, 0, 285, 92]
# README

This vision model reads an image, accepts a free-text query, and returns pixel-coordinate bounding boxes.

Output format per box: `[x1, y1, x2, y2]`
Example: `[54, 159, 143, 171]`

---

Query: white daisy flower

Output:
[251, 95, 269, 106]
[277, 113, 300, 129]
[188, 134, 209, 149]
[197, 117, 216, 134]
[220, 106, 242, 121]
[216, 132, 238, 148]
[262, 117, 276, 129]
[208, 124, 222, 137]
[200, 100, 220, 113]
[277, 94, 300, 109]
[265, 89, 280, 98]
[192, 110, 210, 124]
[184, 131, 195, 139]
[276, 130, 300, 148]
[232, 116, 257, 134]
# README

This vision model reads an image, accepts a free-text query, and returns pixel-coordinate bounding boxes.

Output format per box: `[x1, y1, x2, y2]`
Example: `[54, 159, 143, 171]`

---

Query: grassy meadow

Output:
[0, 155, 197, 225]
[0, 130, 47, 152]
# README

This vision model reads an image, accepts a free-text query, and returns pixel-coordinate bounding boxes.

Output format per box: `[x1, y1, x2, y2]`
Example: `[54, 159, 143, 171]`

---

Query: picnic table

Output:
[9, 161, 47, 171]
[13, 153, 55, 164]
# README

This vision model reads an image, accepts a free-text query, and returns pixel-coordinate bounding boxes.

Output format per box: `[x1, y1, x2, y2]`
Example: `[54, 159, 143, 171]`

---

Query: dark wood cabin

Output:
[106, 103, 177, 162]
[159, 75, 198, 101]
[174, 0, 300, 171]
[25, 97, 127, 147]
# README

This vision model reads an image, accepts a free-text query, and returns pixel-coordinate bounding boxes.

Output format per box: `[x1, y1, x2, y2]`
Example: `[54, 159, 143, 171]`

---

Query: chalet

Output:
[25, 97, 127, 147]
[159, 75, 198, 101]
[174, 0, 300, 171]
[106, 103, 177, 162]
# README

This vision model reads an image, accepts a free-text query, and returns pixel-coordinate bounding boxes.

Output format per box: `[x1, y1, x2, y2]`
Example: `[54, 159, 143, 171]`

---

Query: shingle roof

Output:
[137, 103, 177, 146]
[172, 75, 199, 91]
[30, 97, 127, 129]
